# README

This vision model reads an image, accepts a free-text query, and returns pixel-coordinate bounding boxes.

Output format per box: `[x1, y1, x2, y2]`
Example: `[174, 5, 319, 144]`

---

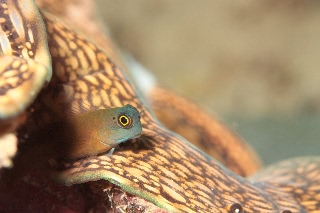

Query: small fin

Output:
[65, 100, 94, 118]
[107, 147, 115, 156]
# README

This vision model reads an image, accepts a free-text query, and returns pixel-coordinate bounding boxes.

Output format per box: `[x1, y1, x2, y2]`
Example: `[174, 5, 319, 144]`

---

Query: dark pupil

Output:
[230, 203, 243, 213]
[121, 116, 128, 125]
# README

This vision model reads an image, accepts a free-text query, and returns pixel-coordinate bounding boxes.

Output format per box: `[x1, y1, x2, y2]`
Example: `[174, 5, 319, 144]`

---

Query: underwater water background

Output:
[98, 0, 320, 166]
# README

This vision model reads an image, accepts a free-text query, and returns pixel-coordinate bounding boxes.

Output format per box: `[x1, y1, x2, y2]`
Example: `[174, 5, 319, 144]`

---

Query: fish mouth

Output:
[131, 133, 142, 140]
[107, 133, 142, 145]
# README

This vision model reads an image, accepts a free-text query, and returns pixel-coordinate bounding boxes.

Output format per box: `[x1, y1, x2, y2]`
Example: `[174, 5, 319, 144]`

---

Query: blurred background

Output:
[96, 0, 320, 165]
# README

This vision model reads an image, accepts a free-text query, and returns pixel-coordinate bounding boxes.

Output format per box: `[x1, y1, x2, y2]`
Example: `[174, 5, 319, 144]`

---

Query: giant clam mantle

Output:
[0, 1, 319, 212]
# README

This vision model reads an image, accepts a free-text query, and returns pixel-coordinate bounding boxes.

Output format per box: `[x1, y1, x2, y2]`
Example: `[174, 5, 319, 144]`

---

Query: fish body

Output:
[58, 104, 142, 159]
[7, 104, 142, 181]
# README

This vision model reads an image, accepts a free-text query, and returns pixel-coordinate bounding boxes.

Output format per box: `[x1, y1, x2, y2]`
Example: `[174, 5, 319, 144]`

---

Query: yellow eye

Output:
[118, 114, 132, 128]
